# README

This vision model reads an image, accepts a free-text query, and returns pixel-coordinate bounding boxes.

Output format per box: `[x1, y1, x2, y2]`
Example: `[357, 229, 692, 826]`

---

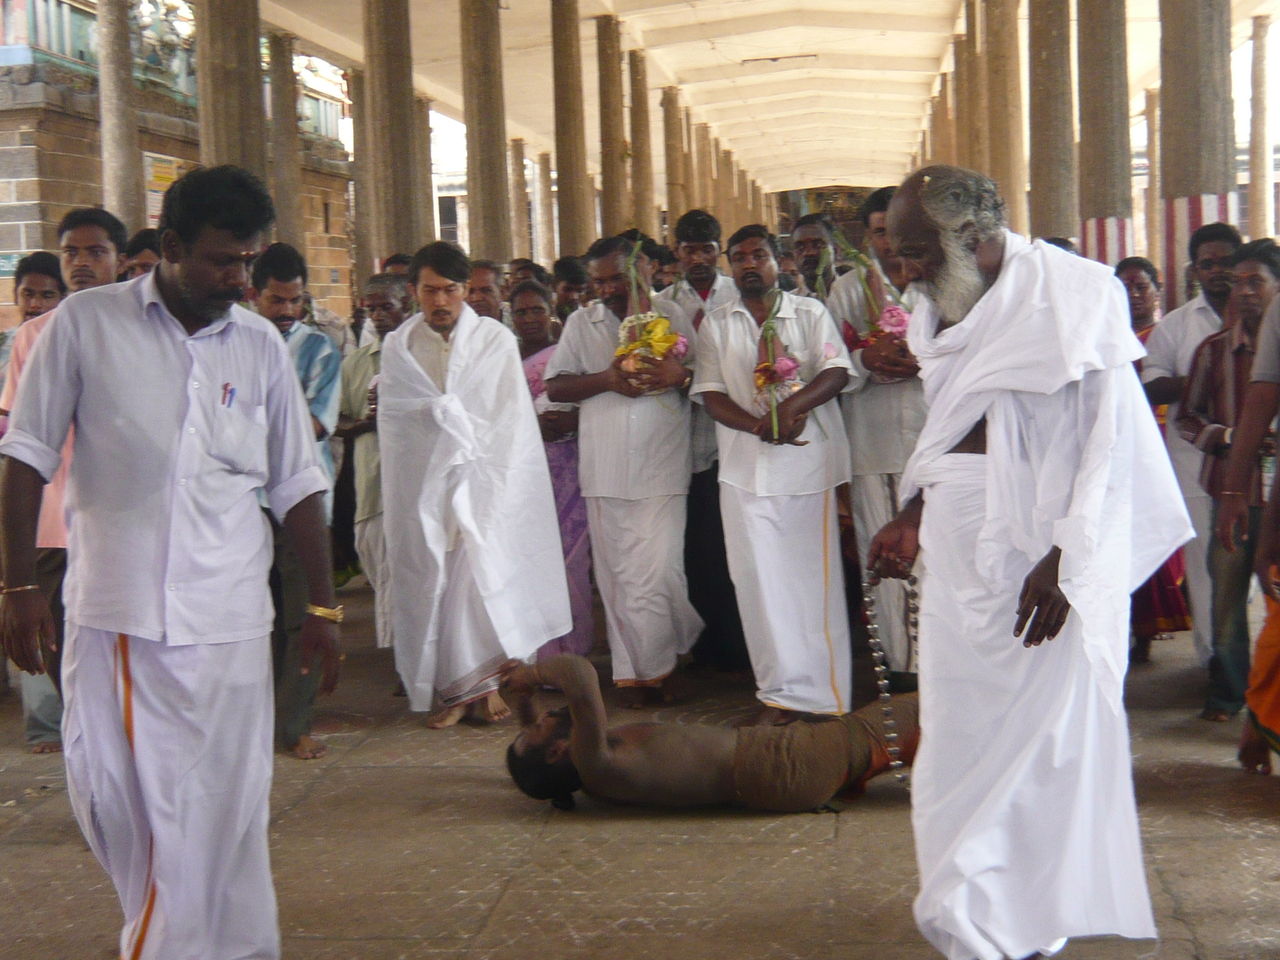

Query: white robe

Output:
[900, 233, 1192, 960]
[380, 306, 571, 711]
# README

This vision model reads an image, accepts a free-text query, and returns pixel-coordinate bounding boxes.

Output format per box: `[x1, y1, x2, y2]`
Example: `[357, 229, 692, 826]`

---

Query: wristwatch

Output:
[305, 603, 344, 623]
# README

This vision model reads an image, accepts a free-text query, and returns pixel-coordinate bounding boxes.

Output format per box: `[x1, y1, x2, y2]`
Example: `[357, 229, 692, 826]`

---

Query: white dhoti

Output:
[586, 494, 703, 684]
[61, 623, 278, 960]
[720, 483, 852, 714]
[354, 513, 393, 649]
[1182, 493, 1214, 664]
[912, 456, 1155, 960]
[851, 472, 916, 673]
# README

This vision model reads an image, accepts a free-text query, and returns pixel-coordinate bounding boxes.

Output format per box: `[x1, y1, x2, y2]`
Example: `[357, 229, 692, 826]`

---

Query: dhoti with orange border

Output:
[61, 623, 278, 960]
[719, 483, 852, 715]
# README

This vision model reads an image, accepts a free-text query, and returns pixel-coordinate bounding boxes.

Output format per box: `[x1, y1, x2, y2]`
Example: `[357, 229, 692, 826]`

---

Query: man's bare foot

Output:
[733, 705, 799, 728]
[618, 686, 656, 709]
[465, 690, 511, 724]
[29, 740, 62, 754]
[288, 735, 327, 760]
[426, 704, 467, 728]
[1200, 707, 1234, 722]
[1239, 720, 1273, 774]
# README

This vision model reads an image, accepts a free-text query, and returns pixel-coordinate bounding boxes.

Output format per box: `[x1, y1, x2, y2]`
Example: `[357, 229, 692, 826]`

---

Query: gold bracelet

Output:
[305, 603, 344, 623]
[1220, 490, 1248, 497]
[0, 584, 40, 595]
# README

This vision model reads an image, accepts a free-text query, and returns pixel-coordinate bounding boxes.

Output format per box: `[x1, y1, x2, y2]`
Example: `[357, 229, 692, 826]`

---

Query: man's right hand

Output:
[1216, 493, 1250, 552]
[0, 589, 55, 674]
[861, 335, 920, 379]
[607, 359, 647, 398]
[867, 514, 920, 580]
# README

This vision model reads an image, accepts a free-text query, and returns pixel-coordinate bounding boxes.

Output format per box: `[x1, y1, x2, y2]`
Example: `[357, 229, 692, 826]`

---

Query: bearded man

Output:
[868, 166, 1191, 960]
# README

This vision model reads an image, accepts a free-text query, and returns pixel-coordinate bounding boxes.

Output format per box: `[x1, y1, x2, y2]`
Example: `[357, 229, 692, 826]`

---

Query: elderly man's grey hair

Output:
[364, 271, 410, 299]
[917, 165, 1007, 243]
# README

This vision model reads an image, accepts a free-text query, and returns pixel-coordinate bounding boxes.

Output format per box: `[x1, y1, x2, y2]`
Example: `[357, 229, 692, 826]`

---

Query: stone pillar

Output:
[267, 32, 304, 248]
[681, 107, 696, 214]
[964, 2, 990, 174]
[510, 139, 532, 259]
[414, 97, 437, 243]
[736, 167, 750, 229]
[1145, 88, 1163, 270]
[1251, 16, 1273, 239]
[695, 124, 713, 215]
[984, 0, 1027, 232]
[715, 145, 733, 226]
[552, 0, 592, 255]
[628, 50, 656, 236]
[460, 0, 511, 261]
[347, 70, 375, 288]
[537, 151, 556, 263]
[1027, 0, 1076, 240]
[97, 0, 145, 229]
[596, 15, 628, 234]
[1077, 0, 1132, 263]
[951, 35, 971, 168]
[363, 0, 417, 259]
[1160, 0, 1237, 306]
[661, 87, 688, 224]
[935, 73, 955, 166]
[194, 0, 266, 179]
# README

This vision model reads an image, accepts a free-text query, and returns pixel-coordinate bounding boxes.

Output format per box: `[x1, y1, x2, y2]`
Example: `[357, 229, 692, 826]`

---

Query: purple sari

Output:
[524, 345, 596, 658]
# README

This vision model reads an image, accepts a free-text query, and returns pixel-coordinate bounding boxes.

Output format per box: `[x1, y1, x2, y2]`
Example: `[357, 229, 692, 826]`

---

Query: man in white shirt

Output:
[654, 209, 747, 673]
[0, 165, 340, 959]
[249, 242, 341, 760]
[380, 242, 571, 728]
[1141, 221, 1242, 667]
[692, 224, 854, 724]
[826, 186, 927, 678]
[546, 235, 703, 706]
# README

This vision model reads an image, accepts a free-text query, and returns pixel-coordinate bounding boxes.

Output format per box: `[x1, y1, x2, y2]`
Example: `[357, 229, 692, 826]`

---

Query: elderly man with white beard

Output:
[868, 166, 1191, 960]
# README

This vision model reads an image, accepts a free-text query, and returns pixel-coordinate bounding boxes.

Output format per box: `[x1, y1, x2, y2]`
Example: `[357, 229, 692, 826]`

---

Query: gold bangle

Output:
[305, 603, 344, 623]
[1, 584, 40, 595]
[1220, 490, 1248, 497]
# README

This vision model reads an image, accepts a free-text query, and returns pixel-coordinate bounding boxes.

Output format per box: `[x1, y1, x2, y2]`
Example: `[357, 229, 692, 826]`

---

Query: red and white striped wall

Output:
[1162, 193, 1241, 310]
[1079, 216, 1133, 266]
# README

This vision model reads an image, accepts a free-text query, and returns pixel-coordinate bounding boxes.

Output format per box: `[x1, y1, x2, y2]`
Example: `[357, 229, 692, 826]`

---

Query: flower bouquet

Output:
[754, 292, 805, 441]
[614, 313, 689, 372]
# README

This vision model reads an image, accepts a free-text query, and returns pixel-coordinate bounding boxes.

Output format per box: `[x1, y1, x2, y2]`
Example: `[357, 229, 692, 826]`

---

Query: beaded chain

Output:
[862, 571, 919, 787]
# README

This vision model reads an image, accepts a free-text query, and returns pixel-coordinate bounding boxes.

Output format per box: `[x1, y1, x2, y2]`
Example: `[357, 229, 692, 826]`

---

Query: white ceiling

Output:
[261, 0, 1280, 198]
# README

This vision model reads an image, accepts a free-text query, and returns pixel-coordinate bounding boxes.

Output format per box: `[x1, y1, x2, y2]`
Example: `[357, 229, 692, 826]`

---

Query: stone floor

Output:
[1, 582, 1278, 960]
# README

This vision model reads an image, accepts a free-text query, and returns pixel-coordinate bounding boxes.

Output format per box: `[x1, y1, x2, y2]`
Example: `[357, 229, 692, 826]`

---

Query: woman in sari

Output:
[512, 280, 596, 658]
[1117, 257, 1192, 662]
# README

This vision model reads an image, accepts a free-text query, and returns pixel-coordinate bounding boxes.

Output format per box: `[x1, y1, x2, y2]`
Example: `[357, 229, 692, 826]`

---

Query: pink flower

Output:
[668, 334, 689, 360]
[773, 355, 800, 381]
[879, 304, 911, 337]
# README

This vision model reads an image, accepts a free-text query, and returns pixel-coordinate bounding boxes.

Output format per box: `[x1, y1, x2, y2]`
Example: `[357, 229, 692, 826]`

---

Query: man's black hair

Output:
[57, 207, 128, 253]
[553, 256, 589, 285]
[251, 242, 308, 290]
[1231, 237, 1280, 279]
[364, 271, 410, 298]
[674, 208, 721, 245]
[124, 228, 161, 259]
[1188, 222, 1242, 264]
[470, 259, 503, 279]
[505, 709, 581, 811]
[14, 251, 66, 295]
[725, 223, 780, 258]
[857, 187, 896, 227]
[382, 252, 412, 270]
[408, 240, 470, 285]
[1114, 256, 1160, 288]
[158, 165, 275, 245]
[509, 278, 554, 306]
[1040, 236, 1078, 254]
[509, 257, 535, 270]
[792, 212, 835, 238]
[650, 245, 677, 266]
[526, 263, 554, 286]
[585, 235, 636, 263]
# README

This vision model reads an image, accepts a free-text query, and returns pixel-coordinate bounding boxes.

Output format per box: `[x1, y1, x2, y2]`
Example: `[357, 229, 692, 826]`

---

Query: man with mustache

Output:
[826, 185, 927, 682]
[790, 212, 838, 299]
[692, 224, 853, 725]
[249, 242, 341, 760]
[379, 242, 570, 728]
[1141, 222, 1242, 674]
[0, 210, 124, 756]
[654, 209, 748, 674]
[0, 164, 339, 959]
[868, 166, 1190, 960]
[545, 235, 702, 706]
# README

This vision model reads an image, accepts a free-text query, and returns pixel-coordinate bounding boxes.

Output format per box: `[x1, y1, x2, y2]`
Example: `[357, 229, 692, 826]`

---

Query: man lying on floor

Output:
[503, 655, 919, 812]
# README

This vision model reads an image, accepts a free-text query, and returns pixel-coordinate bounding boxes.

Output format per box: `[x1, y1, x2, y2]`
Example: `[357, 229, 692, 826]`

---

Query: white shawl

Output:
[380, 306, 571, 704]
[901, 232, 1192, 708]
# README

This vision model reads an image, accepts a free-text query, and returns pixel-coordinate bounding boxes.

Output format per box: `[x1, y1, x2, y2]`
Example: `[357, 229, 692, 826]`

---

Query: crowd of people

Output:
[0, 160, 1275, 959]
